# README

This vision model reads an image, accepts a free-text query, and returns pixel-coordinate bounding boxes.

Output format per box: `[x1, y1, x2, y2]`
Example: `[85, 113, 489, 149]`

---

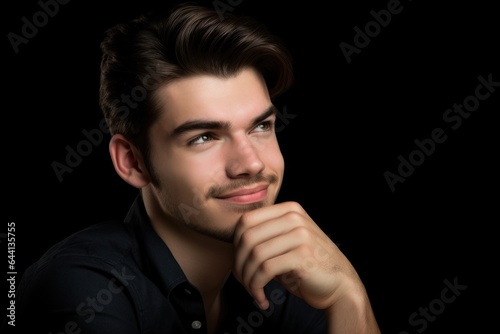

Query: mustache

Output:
[206, 173, 278, 199]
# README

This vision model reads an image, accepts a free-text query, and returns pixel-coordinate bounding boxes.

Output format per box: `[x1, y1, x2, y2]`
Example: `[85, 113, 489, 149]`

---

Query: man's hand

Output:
[232, 201, 381, 333]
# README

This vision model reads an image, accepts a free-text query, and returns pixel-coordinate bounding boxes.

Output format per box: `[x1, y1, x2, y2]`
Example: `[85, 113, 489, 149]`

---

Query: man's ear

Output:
[109, 134, 150, 188]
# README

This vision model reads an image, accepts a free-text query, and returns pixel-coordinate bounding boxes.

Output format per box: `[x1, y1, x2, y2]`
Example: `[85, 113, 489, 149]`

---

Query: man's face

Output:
[146, 67, 284, 243]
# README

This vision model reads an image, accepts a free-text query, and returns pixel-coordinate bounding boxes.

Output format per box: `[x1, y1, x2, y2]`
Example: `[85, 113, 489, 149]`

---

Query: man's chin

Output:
[219, 200, 268, 213]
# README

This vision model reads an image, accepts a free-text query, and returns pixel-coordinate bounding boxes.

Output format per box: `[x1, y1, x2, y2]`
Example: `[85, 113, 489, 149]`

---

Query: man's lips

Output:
[215, 185, 269, 203]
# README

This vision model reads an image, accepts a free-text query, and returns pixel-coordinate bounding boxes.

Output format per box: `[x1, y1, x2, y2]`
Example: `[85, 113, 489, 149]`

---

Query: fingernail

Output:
[257, 300, 269, 310]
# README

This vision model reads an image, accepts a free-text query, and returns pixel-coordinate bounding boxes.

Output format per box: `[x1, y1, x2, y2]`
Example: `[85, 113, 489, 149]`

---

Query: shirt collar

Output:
[123, 194, 189, 297]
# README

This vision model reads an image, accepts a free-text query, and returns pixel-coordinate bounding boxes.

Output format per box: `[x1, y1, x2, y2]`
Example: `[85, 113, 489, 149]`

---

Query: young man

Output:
[16, 3, 380, 333]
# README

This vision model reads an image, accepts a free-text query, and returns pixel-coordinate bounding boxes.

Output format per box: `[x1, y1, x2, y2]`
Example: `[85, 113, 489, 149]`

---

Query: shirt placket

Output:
[170, 282, 207, 334]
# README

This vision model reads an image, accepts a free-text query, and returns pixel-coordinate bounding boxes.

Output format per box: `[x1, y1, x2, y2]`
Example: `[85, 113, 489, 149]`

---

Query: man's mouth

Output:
[215, 184, 269, 204]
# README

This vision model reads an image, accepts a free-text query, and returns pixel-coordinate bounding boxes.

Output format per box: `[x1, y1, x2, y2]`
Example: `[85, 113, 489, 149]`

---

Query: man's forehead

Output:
[152, 69, 272, 130]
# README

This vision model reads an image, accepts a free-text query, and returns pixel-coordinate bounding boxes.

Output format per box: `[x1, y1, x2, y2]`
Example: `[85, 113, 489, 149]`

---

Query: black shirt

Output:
[16, 195, 327, 333]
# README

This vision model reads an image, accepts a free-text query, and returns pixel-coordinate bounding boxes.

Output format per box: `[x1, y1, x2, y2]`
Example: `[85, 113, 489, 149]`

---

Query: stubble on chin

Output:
[190, 199, 273, 244]
[219, 200, 268, 213]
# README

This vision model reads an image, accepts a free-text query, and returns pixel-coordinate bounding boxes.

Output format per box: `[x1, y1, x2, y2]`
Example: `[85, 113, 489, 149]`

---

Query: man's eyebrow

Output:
[251, 105, 277, 127]
[171, 105, 277, 137]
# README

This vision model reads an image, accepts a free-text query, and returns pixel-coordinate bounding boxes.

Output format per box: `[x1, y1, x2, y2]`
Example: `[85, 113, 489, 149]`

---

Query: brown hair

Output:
[99, 2, 294, 164]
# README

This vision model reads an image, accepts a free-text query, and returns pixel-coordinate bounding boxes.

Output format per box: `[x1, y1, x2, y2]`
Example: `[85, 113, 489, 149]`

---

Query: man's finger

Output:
[233, 201, 306, 245]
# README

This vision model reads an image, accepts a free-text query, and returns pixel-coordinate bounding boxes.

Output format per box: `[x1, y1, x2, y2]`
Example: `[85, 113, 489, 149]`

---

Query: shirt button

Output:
[191, 320, 202, 329]
[184, 288, 192, 295]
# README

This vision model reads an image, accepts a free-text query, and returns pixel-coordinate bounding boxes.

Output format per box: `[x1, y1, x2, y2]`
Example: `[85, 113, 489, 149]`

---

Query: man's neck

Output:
[162, 226, 234, 300]
[142, 193, 234, 306]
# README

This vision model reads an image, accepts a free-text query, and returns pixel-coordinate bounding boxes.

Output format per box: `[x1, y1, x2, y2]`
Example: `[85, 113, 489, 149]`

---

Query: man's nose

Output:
[225, 137, 265, 178]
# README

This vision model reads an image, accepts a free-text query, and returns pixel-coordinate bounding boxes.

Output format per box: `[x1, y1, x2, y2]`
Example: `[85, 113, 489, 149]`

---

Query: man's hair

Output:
[99, 2, 294, 164]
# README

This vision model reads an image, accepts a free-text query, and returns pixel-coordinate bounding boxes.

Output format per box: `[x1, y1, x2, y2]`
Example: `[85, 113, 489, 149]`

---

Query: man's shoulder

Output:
[24, 220, 140, 280]
[15, 220, 148, 332]
[49, 219, 135, 254]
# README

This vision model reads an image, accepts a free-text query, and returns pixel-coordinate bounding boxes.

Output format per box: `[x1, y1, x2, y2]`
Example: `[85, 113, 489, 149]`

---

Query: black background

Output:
[3, 0, 499, 333]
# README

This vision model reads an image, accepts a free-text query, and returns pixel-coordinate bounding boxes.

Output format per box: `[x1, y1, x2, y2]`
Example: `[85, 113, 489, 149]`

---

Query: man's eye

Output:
[188, 133, 214, 145]
[254, 121, 273, 132]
